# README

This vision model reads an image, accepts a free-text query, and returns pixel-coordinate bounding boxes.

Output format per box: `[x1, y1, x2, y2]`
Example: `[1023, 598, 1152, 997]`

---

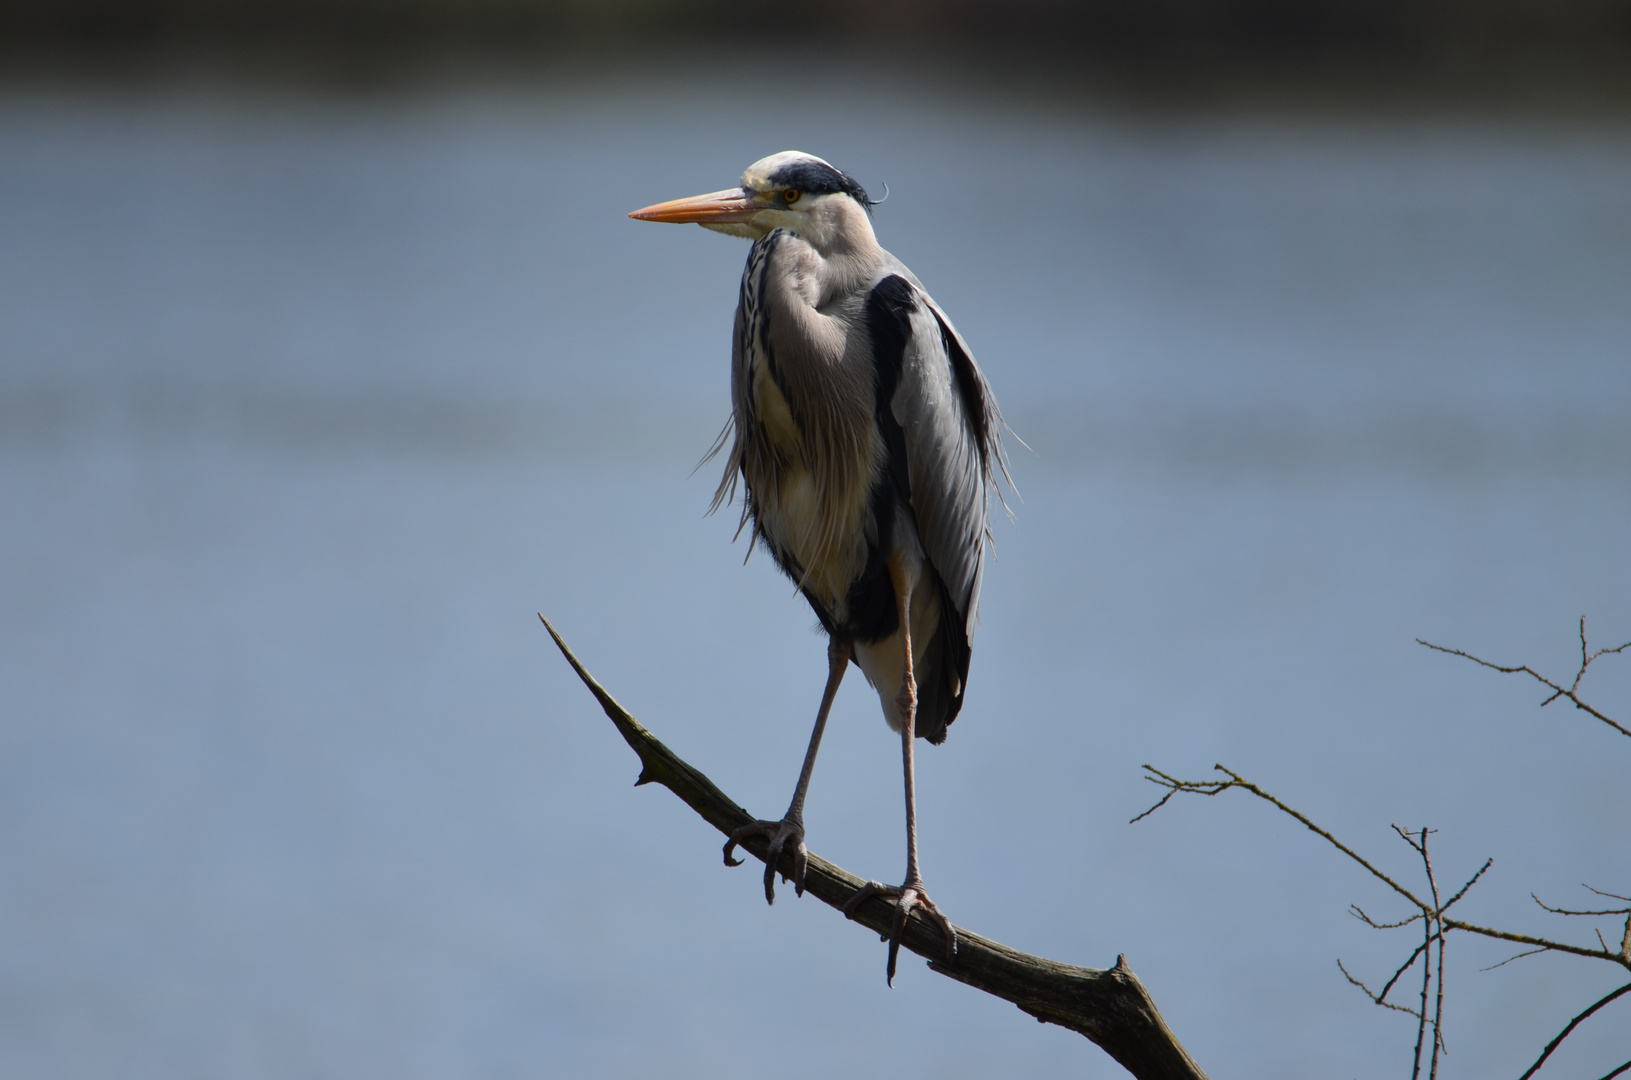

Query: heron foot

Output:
[722, 817, 807, 904]
[842, 877, 956, 985]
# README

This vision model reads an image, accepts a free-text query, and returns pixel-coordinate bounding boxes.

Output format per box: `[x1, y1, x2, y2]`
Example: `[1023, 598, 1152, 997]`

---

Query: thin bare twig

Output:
[1438, 917, 1630, 968]
[1136, 765, 1431, 911]
[1142, 621, 1630, 1078]
[1128, 766, 1231, 824]
[1337, 958, 1426, 1019]
[1533, 894, 1631, 918]
[1351, 904, 1424, 930]
[1379, 937, 1435, 1008]
[1422, 830, 1448, 1077]
[1441, 859, 1493, 913]
[1516, 981, 1631, 1080]
[1348, 862, 1487, 931]
[1417, 619, 1631, 741]
[1391, 826, 1447, 1079]
[1479, 947, 1548, 972]
[1137, 766, 1631, 972]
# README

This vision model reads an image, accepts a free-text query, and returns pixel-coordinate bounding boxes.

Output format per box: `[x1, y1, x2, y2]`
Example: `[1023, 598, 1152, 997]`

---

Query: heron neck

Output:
[798, 197, 881, 263]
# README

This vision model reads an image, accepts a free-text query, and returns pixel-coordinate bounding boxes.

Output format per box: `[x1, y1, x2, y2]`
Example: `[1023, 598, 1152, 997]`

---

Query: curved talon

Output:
[722, 840, 745, 867]
[723, 820, 774, 868]
[791, 845, 809, 897]
[885, 886, 918, 984]
[760, 849, 782, 904]
[723, 817, 806, 905]
[843, 879, 957, 985]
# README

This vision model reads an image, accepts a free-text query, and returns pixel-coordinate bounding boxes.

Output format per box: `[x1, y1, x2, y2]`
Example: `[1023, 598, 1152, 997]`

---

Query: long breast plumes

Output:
[717, 230, 879, 623]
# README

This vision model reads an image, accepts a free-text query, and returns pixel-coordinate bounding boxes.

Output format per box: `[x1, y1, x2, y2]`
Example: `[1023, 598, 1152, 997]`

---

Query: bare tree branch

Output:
[1376, 937, 1433, 1008]
[1438, 918, 1630, 968]
[1516, 981, 1631, 1080]
[1135, 765, 1431, 910]
[1532, 893, 1631, 918]
[1440, 858, 1493, 913]
[541, 615, 1210, 1080]
[1479, 947, 1547, 972]
[1350, 904, 1424, 930]
[1337, 957, 1426, 1019]
[1417, 619, 1631, 741]
[1407, 827, 1448, 1077]
[1139, 621, 1629, 1076]
[1136, 766, 1631, 972]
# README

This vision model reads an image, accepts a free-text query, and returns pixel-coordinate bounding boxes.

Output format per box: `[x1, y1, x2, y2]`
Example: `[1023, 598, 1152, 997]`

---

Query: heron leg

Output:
[724, 636, 850, 904]
[842, 557, 956, 985]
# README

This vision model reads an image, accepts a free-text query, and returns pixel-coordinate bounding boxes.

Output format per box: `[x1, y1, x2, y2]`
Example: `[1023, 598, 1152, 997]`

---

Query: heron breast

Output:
[743, 319, 875, 621]
[750, 355, 801, 454]
[756, 466, 867, 618]
[747, 374, 871, 614]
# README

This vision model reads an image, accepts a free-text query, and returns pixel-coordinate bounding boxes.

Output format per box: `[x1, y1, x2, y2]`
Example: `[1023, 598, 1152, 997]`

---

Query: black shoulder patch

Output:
[768, 158, 873, 207]
[864, 275, 916, 503]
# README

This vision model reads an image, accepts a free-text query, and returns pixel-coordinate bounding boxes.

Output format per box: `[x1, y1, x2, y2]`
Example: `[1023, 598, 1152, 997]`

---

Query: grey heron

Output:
[630, 151, 1006, 983]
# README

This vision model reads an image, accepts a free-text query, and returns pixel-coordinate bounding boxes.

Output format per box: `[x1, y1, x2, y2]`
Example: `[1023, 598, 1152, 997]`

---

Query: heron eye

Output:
[783, 189, 800, 203]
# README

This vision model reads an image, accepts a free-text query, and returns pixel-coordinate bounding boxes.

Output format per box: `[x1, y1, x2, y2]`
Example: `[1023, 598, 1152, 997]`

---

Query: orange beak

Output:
[628, 187, 759, 224]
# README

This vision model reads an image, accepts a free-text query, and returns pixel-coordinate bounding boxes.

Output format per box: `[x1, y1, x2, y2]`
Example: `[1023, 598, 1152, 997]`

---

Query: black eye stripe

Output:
[766, 160, 870, 204]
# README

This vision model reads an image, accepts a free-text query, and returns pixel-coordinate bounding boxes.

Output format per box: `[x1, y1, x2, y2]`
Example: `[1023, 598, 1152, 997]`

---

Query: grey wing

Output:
[892, 285, 1004, 637]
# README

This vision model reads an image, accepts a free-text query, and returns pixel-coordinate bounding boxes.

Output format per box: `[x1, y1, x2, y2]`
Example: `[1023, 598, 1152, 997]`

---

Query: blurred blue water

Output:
[2, 61, 1629, 1079]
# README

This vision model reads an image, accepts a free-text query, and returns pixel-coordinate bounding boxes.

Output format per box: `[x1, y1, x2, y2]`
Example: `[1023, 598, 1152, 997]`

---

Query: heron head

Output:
[629, 151, 877, 248]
